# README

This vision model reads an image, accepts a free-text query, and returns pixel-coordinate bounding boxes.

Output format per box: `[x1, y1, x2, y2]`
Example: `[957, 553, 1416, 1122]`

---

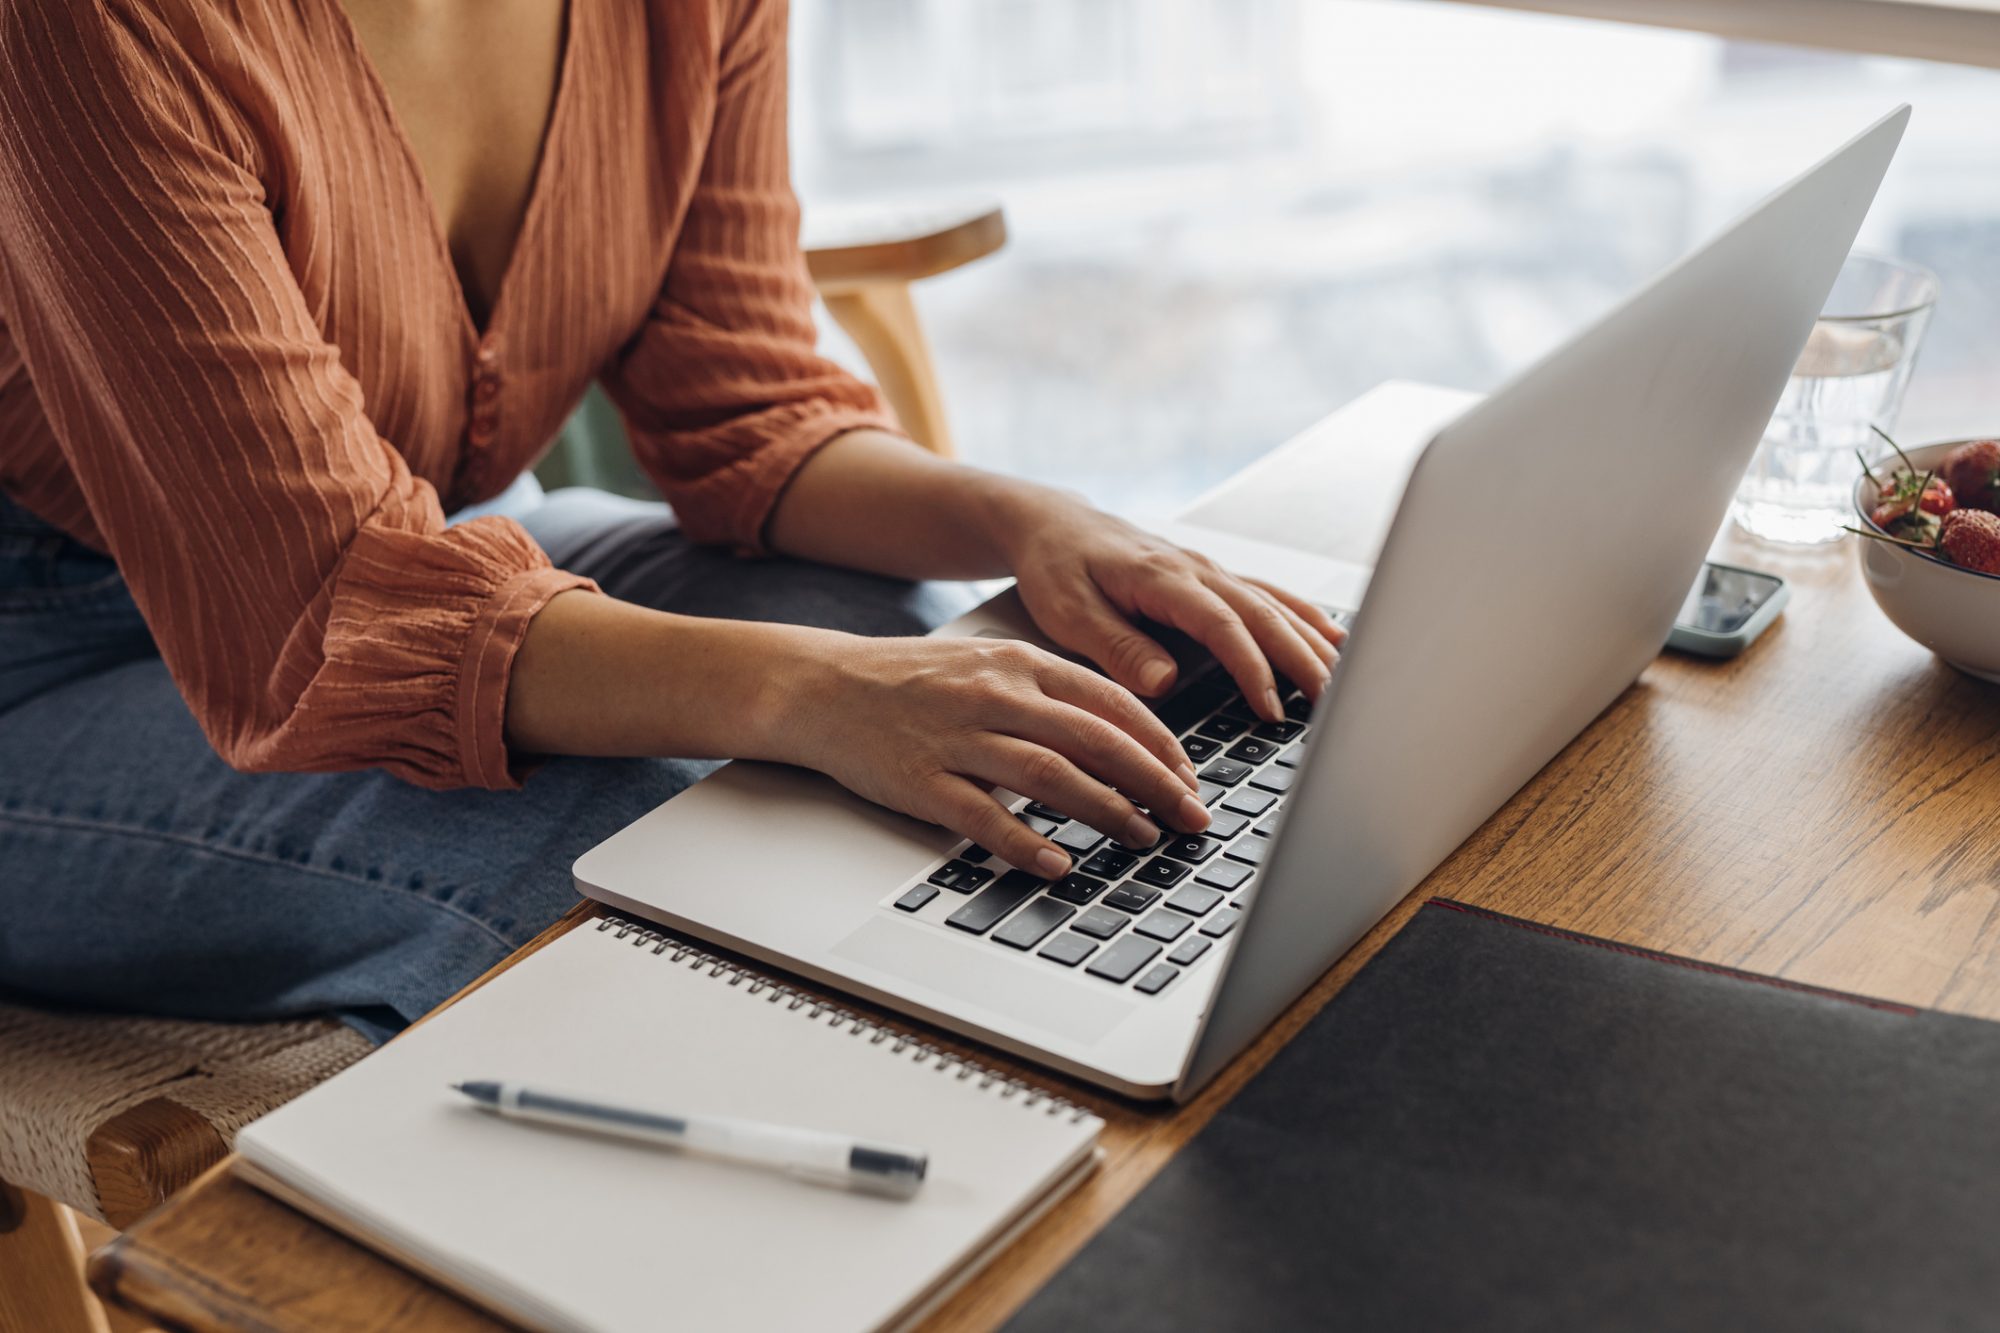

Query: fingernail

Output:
[1122, 815, 1161, 849]
[1263, 688, 1283, 720]
[1177, 794, 1210, 830]
[1035, 847, 1071, 878]
[1139, 659, 1175, 694]
[1174, 762, 1199, 790]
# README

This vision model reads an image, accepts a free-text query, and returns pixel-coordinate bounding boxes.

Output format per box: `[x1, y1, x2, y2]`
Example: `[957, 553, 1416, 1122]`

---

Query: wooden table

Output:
[1456, 0, 2000, 71]
[90, 515, 2000, 1330]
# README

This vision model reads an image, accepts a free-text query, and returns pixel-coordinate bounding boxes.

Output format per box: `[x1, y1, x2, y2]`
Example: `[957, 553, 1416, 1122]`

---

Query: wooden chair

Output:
[0, 201, 1004, 1333]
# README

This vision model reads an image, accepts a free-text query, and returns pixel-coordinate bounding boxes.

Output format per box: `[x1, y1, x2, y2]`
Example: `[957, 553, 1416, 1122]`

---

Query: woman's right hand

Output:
[768, 632, 1212, 878]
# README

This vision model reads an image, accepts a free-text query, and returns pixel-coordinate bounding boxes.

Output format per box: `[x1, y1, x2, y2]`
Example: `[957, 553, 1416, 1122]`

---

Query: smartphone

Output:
[1665, 561, 1788, 658]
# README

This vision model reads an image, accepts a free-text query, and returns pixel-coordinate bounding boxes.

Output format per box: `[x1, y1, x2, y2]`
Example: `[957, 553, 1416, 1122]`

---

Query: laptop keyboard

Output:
[882, 613, 1350, 998]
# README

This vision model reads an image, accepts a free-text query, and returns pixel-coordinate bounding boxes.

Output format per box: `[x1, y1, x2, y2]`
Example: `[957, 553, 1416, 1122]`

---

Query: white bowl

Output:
[1853, 438, 2000, 684]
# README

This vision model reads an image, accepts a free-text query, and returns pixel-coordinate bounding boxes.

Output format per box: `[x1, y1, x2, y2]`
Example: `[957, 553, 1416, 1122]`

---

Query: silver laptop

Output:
[576, 108, 1908, 1102]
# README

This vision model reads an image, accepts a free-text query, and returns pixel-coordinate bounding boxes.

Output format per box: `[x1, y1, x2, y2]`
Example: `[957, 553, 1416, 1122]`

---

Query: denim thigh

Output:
[0, 489, 971, 1034]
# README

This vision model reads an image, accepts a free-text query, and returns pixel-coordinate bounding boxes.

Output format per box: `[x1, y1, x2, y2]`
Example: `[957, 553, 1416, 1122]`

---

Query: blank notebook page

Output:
[237, 919, 1102, 1333]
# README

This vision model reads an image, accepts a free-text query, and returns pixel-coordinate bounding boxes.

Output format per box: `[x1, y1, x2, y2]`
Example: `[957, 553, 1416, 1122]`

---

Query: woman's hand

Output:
[994, 492, 1346, 722]
[769, 632, 1214, 877]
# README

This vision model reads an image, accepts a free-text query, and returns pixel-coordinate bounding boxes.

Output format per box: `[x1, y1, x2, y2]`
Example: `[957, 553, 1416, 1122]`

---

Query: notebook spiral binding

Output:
[595, 915, 1097, 1124]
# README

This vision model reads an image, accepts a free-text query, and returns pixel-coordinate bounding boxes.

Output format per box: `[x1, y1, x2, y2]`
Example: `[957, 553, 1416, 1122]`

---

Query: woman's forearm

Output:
[503, 588, 821, 760]
[505, 432, 1066, 763]
[764, 429, 1073, 580]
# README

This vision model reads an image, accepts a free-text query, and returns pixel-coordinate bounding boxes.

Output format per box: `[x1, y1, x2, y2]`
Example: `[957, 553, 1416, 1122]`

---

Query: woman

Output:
[0, 0, 1341, 1037]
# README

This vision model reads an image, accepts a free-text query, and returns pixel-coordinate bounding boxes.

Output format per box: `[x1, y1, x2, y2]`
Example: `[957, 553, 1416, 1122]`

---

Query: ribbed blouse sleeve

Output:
[601, 0, 902, 555]
[0, 2, 592, 791]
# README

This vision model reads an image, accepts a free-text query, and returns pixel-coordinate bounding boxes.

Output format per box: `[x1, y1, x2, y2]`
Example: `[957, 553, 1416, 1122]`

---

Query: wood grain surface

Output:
[90, 528, 2000, 1332]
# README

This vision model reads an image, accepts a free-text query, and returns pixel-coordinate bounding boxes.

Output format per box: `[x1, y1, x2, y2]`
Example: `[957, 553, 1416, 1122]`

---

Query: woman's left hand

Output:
[996, 492, 1346, 723]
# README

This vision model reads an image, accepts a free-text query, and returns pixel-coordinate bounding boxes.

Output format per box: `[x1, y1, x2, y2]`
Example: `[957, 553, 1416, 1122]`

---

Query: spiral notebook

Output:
[234, 917, 1103, 1333]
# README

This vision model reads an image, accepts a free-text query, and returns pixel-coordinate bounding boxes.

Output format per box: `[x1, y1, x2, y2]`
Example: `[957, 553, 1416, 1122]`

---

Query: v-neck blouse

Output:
[0, 0, 897, 790]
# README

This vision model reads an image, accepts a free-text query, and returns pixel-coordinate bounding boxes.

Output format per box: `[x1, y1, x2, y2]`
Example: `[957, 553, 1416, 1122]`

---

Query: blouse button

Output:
[468, 419, 497, 446]
[474, 376, 500, 403]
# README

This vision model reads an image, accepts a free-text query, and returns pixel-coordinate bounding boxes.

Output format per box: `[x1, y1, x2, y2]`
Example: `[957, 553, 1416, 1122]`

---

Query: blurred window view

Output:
[791, 0, 2000, 525]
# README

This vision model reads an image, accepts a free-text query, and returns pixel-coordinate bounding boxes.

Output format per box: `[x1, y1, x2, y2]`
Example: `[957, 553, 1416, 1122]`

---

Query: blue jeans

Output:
[0, 487, 968, 1040]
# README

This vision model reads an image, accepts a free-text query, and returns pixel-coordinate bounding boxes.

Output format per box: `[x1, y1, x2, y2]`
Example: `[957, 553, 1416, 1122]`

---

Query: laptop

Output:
[576, 108, 1909, 1102]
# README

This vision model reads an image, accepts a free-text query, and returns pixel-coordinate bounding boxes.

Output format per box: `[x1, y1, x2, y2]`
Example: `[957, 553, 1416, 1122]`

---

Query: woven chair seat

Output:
[0, 999, 370, 1224]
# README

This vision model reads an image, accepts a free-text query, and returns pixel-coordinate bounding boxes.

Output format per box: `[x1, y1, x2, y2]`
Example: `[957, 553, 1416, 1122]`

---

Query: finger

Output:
[1000, 701, 1209, 834]
[967, 736, 1187, 857]
[1131, 576, 1281, 721]
[1244, 576, 1347, 649]
[1032, 654, 1198, 791]
[1266, 592, 1339, 675]
[1023, 583, 1180, 699]
[1201, 572, 1327, 704]
[1252, 589, 1339, 700]
[924, 775, 1073, 878]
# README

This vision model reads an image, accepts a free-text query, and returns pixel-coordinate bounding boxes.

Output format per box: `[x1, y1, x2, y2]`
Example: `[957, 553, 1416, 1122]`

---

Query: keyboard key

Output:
[1051, 821, 1105, 855]
[1194, 859, 1254, 891]
[894, 884, 939, 912]
[1025, 802, 1068, 822]
[1282, 692, 1313, 721]
[945, 871, 1043, 935]
[1225, 837, 1268, 866]
[1200, 759, 1253, 787]
[993, 897, 1076, 950]
[1197, 781, 1227, 808]
[1132, 858, 1191, 889]
[1134, 910, 1194, 942]
[1079, 848, 1139, 879]
[1072, 905, 1131, 939]
[1039, 931, 1099, 967]
[1179, 734, 1220, 763]
[1194, 714, 1249, 742]
[1253, 719, 1305, 742]
[1276, 743, 1305, 769]
[1105, 884, 1161, 914]
[1200, 907, 1243, 937]
[1134, 963, 1180, 995]
[1086, 935, 1163, 984]
[1161, 834, 1220, 865]
[1220, 788, 1276, 817]
[1049, 873, 1107, 906]
[1166, 884, 1225, 916]
[1224, 737, 1280, 765]
[1255, 818, 1281, 839]
[928, 860, 994, 893]
[1017, 813, 1059, 837]
[1250, 767, 1295, 794]
[1204, 810, 1250, 840]
[958, 843, 992, 863]
[1168, 935, 1213, 966]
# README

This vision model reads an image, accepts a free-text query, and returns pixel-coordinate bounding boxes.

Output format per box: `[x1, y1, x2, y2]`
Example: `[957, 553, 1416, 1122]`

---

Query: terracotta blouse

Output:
[0, 0, 896, 789]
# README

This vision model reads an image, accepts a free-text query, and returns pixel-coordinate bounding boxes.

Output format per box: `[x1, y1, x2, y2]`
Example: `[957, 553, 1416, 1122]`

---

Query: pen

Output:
[450, 1080, 928, 1199]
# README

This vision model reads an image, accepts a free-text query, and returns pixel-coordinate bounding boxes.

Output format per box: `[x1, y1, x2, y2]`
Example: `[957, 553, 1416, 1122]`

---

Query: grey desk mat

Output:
[1009, 898, 2000, 1332]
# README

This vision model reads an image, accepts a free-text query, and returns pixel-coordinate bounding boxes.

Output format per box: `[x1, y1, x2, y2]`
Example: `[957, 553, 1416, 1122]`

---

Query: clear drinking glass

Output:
[1731, 253, 1939, 545]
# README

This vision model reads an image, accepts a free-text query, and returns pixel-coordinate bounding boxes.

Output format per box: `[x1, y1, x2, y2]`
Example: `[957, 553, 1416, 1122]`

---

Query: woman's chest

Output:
[269, 0, 700, 506]
[338, 0, 564, 331]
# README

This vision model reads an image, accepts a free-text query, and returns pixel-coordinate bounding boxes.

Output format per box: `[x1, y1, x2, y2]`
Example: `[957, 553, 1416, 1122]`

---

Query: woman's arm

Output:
[506, 590, 1208, 878]
[767, 429, 1347, 719]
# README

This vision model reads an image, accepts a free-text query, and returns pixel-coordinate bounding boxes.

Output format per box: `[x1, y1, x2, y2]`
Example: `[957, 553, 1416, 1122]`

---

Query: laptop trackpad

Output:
[830, 918, 1136, 1047]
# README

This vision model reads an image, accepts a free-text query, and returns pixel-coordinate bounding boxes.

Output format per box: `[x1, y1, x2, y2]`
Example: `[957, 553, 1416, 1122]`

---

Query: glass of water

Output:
[1731, 253, 1939, 545]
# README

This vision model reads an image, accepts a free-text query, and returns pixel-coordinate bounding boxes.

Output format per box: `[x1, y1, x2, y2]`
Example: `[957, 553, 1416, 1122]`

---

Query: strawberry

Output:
[1939, 508, 2000, 575]
[1940, 440, 2000, 515]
